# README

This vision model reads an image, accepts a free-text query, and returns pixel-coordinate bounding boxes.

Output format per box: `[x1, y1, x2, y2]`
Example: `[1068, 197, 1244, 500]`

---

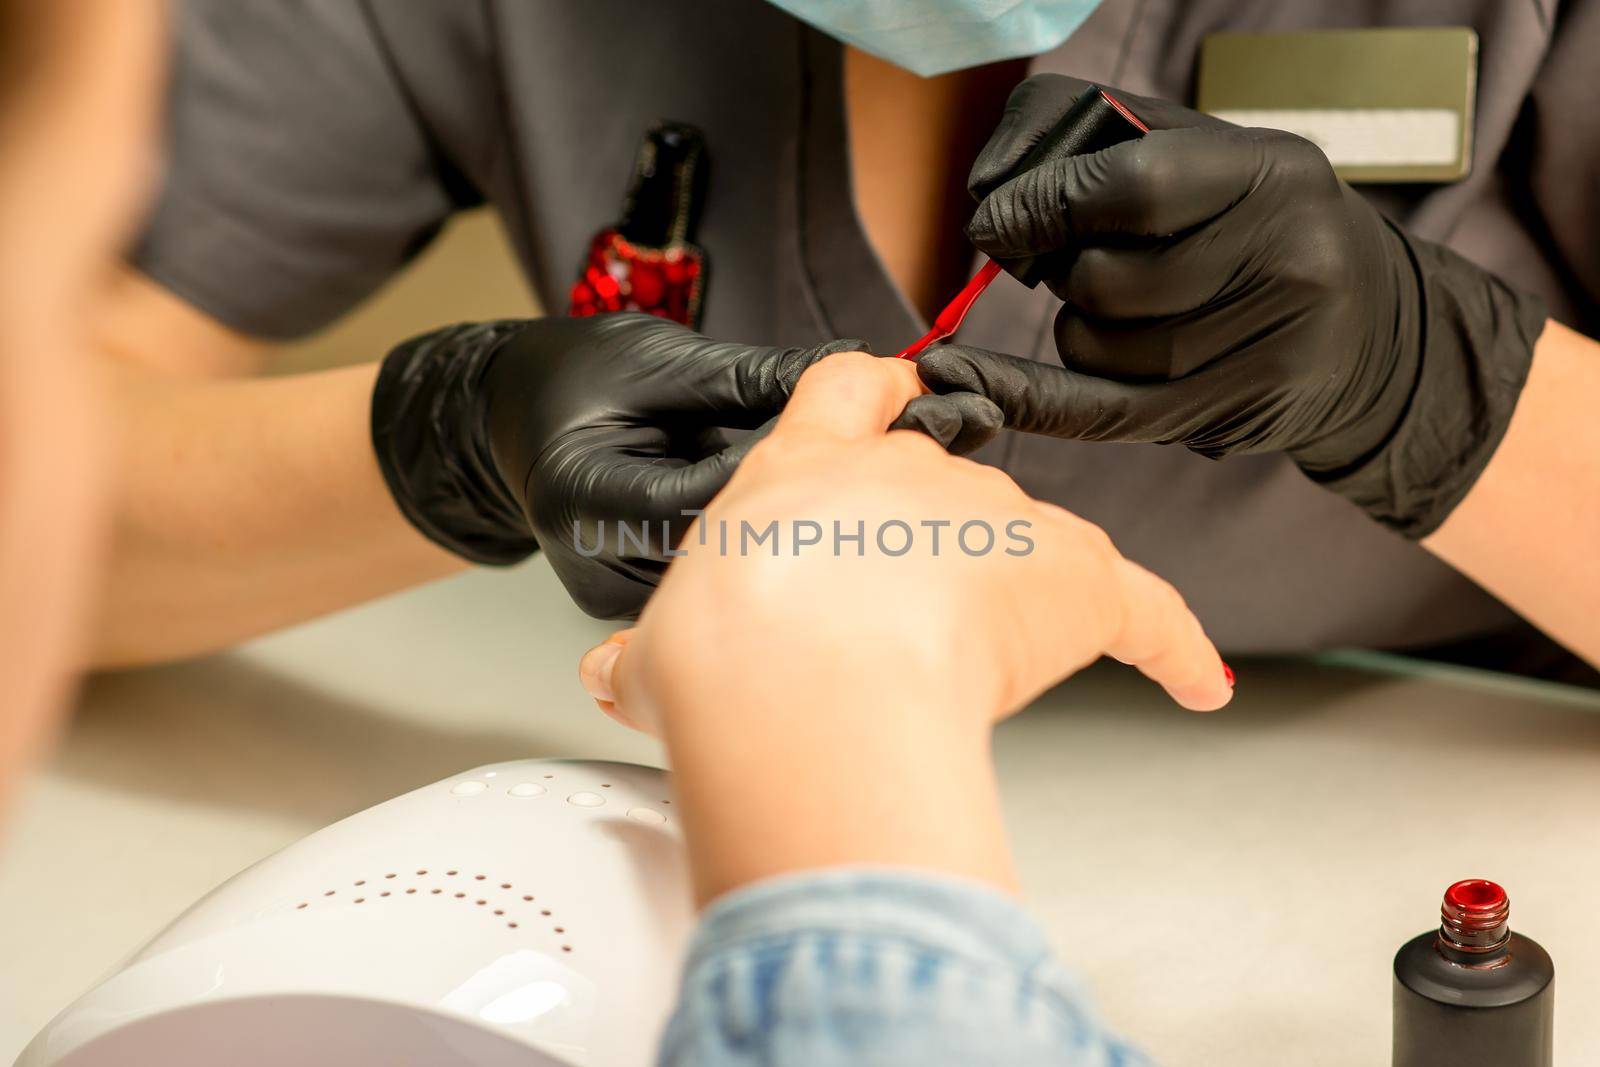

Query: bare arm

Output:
[89, 271, 462, 666]
[1425, 319, 1600, 668]
[0, 1, 165, 803]
[0, 327, 107, 809]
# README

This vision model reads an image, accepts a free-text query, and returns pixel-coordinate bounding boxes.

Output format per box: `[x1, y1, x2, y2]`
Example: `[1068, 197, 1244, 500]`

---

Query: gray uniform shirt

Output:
[134, 0, 1597, 653]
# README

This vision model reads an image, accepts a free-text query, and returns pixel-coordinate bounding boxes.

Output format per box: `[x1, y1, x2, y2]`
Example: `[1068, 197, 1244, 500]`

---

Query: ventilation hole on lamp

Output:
[385, 873, 397, 879]
[446, 870, 458, 877]
[431, 889, 442, 895]
[296, 903, 308, 910]
[554, 926, 565, 934]
[543, 774, 554, 779]
[454, 892, 466, 899]
[500, 883, 512, 890]
[405, 889, 416, 895]
[476, 900, 487, 906]
[600, 783, 611, 788]
[508, 922, 519, 929]
[354, 898, 366, 904]
[354, 880, 366, 886]
[416, 869, 428, 876]
[474, 874, 486, 881]
[380, 891, 391, 898]
[540, 909, 552, 917]
[324, 890, 336, 897]
[522, 895, 534, 902]
[493, 909, 504, 916]
[561, 945, 572, 953]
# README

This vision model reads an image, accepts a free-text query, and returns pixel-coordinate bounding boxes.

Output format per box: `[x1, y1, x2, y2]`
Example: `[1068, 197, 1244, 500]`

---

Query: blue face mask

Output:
[765, 0, 1104, 77]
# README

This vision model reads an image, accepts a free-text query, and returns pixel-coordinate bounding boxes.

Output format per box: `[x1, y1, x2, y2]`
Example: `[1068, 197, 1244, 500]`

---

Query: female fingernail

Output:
[579, 641, 623, 702]
[1222, 662, 1236, 688]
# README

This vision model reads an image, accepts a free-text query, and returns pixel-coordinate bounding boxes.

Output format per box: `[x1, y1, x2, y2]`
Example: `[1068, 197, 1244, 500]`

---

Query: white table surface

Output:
[3, 559, 1596, 1065]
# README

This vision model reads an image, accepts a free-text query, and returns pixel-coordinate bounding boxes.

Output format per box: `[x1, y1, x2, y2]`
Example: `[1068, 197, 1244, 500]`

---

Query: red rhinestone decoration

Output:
[567, 229, 705, 327]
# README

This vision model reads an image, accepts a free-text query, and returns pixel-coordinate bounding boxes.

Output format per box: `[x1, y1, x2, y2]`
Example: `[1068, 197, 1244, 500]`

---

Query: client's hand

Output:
[578, 351, 1230, 903]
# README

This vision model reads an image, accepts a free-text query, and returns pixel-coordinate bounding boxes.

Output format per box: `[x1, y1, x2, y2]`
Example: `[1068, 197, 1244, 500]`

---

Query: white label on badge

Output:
[1209, 108, 1460, 167]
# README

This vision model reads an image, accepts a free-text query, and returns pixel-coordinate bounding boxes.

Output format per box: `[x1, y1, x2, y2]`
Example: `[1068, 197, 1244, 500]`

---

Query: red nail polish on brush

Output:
[1222, 662, 1235, 688]
[895, 87, 1149, 360]
[1393, 880, 1554, 1067]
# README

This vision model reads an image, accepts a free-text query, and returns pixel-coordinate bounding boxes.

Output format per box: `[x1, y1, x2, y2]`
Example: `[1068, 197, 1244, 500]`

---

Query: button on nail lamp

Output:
[18, 760, 691, 1067]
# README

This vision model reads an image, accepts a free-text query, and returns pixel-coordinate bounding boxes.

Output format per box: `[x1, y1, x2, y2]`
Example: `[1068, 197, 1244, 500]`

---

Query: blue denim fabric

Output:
[659, 868, 1156, 1066]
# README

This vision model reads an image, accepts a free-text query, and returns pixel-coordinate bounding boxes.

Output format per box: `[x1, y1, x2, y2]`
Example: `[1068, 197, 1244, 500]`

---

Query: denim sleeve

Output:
[658, 868, 1157, 1067]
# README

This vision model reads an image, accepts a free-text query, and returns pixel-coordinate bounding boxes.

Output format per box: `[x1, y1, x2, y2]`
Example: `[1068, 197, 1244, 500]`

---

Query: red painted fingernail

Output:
[1222, 662, 1235, 688]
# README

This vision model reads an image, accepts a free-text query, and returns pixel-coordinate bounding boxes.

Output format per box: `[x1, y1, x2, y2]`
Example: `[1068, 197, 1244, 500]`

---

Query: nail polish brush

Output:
[896, 86, 1149, 359]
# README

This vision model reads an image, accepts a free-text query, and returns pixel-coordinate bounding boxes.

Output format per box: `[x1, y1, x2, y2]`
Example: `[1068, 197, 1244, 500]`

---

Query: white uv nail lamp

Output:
[17, 759, 693, 1067]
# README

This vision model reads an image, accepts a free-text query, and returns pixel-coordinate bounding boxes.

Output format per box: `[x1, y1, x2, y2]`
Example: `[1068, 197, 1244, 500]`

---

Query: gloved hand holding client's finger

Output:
[372, 312, 1001, 619]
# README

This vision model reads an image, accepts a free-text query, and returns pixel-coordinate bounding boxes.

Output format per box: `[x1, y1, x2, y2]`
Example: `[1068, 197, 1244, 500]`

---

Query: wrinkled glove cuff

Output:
[1307, 231, 1546, 539]
[371, 321, 539, 566]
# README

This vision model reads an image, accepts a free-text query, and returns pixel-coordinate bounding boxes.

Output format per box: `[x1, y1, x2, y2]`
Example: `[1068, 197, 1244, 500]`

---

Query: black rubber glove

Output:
[918, 75, 1546, 538]
[372, 312, 1000, 618]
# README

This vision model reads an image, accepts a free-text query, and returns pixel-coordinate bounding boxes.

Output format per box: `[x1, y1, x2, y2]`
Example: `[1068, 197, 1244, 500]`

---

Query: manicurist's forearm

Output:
[1425, 319, 1600, 667]
[90, 360, 463, 666]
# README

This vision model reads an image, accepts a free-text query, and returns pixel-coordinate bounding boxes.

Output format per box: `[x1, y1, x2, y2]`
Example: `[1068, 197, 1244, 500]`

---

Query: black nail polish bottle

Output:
[1393, 879, 1553, 1067]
